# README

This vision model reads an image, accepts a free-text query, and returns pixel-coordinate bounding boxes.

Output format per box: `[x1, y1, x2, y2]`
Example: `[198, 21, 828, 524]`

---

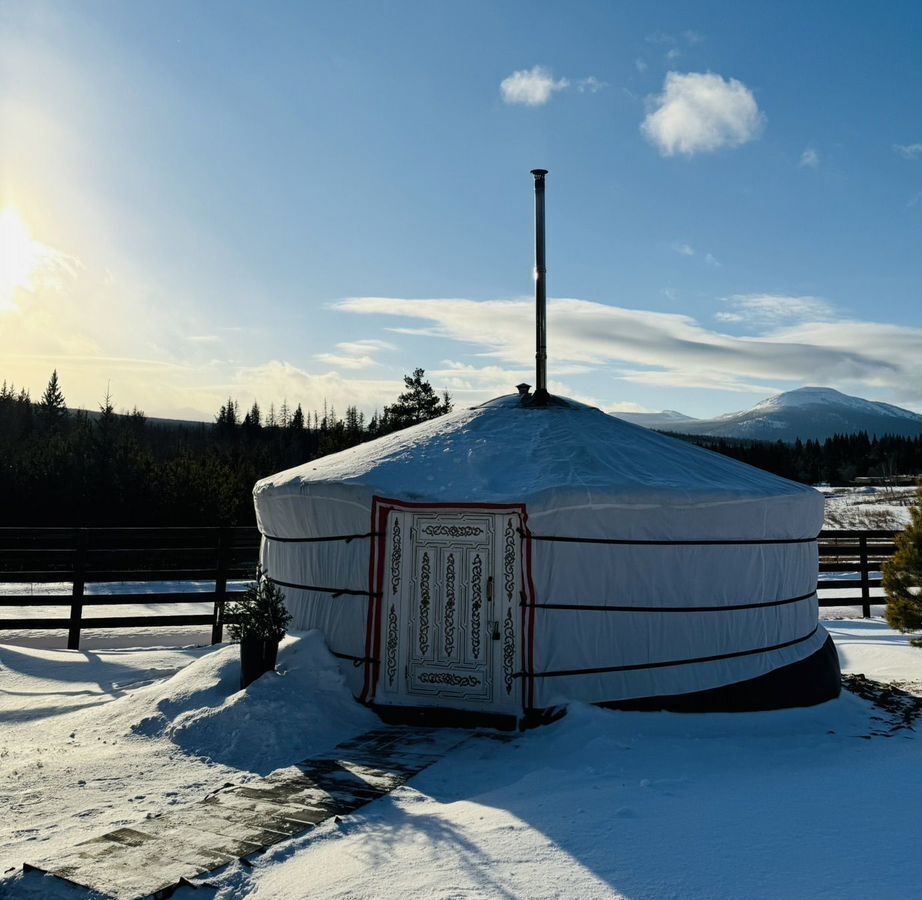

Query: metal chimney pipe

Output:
[531, 168, 548, 397]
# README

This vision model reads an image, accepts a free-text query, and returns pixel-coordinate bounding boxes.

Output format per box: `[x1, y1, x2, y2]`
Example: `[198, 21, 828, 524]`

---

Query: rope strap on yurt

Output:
[265, 575, 381, 599]
[517, 527, 819, 546]
[330, 650, 380, 667]
[529, 589, 817, 614]
[519, 624, 819, 680]
[260, 530, 384, 544]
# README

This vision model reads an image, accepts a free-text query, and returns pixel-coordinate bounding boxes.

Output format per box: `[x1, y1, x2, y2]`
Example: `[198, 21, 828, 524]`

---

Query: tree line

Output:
[2, 369, 920, 527]
[0, 368, 450, 526]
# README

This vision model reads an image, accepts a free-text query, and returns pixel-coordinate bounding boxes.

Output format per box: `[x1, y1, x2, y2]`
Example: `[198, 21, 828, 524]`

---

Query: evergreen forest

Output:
[1, 369, 920, 527]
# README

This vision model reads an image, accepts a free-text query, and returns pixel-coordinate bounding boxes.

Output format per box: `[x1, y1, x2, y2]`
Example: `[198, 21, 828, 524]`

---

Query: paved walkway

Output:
[24, 727, 473, 899]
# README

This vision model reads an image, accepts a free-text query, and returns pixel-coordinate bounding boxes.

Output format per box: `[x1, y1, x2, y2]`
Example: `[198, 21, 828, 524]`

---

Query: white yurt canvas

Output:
[253, 392, 840, 717]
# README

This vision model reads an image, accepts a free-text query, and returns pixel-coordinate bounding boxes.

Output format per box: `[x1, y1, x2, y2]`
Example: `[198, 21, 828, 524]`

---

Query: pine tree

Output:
[382, 368, 451, 433]
[39, 369, 67, 422]
[290, 404, 305, 431]
[883, 485, 922, 645]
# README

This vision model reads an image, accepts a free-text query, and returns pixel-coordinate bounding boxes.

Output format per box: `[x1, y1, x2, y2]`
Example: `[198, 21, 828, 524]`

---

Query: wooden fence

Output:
[0, 526, 261, 649]
[0, 526, 902, 650]
[816, 528, 899, 618]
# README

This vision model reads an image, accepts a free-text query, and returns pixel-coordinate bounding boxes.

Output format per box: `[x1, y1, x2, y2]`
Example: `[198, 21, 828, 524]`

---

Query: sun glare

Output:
[0, 207, 64, 309]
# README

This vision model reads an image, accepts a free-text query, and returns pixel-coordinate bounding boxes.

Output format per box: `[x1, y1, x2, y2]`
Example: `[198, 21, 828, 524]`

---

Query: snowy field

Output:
[1, 486, 919, 899]
[1, 621, 920, 900]
[818, 484, 915, 530]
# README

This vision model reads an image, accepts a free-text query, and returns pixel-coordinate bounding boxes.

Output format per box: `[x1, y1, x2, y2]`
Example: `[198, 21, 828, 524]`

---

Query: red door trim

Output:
[363, 496, 534, 709]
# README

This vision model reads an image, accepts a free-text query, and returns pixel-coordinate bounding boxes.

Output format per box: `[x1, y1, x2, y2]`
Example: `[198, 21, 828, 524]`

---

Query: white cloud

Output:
[577, 76, 606, 94]
[717, 294, 836, 324]
[314, 338, 394, 370]
[704, 253, 721, 267]
[500, 67, 604, 105]
[673, 242, 695, 256]
[665, 48, 682, 63]
[500, 66, 570, 106]
[799, 147, 820, 168]
[641, 71, 764, 157]
[893, 143, 922, 160]
[683, 30, 705, 45]
[336, 295, 922, 407]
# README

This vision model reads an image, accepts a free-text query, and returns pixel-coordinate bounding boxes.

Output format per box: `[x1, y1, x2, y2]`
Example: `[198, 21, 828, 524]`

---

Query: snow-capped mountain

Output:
[617, 387, 922, 442]
[608, 409, 696, 429]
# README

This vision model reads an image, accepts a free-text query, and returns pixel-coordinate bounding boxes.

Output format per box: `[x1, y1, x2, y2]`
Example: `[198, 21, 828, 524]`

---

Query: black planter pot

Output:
[239, 636, 280, 689]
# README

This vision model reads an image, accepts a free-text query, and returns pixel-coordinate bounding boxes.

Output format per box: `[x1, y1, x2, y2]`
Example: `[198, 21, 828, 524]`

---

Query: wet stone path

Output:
[24, 727, 473, 900]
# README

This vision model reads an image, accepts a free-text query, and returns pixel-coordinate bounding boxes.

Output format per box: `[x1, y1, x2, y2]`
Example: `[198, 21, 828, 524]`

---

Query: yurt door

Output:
[377, 507, 522, 712]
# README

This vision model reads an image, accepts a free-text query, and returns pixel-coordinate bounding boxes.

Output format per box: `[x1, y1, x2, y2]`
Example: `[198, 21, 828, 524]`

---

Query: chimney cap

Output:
[531, 168, 548, 177]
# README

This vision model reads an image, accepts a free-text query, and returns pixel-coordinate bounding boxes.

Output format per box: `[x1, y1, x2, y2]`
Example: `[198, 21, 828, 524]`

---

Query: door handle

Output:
[487, 576, 494, 603]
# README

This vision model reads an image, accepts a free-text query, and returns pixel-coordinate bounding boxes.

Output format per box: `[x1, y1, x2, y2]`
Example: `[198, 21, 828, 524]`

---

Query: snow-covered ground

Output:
[819, 484, 915, 530]
[1, 621, 920, 900]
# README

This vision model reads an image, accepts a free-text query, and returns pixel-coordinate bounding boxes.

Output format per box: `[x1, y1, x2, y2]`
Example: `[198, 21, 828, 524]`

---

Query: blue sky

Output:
[1, 0, 920, 419]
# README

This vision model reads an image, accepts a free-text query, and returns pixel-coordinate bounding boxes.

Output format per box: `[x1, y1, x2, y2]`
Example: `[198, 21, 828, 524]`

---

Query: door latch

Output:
[490, 620, 500, 641]
[487, 576, 494, 603]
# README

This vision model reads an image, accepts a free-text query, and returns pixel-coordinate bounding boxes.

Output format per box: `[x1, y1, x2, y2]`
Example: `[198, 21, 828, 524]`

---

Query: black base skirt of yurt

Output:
[368, 636, 841, 729]
[601, 634, 842, 714]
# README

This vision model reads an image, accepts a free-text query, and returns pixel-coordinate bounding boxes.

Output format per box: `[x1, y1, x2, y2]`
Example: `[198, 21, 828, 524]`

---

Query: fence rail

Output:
[0, 526, 261, 649]
[0, 526, 903, 649]
[816, 528, 898, 618]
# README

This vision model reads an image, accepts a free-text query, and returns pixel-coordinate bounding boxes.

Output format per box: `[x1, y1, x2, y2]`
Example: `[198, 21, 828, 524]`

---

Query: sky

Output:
[0, 0, 920, 421]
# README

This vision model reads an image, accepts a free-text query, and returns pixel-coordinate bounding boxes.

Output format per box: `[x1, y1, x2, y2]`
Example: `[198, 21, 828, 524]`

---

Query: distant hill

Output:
[611, 409, 696, 430]
[616, 387, 922, 442]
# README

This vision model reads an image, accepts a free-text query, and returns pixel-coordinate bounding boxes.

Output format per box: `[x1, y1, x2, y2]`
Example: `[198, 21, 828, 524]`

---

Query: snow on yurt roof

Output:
[254, 393, 821, 519]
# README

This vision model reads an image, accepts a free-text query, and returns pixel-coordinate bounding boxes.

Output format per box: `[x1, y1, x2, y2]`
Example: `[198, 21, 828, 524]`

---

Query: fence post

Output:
[859, 534, 871, 618]
[212, 527, 228, 644]
[67, 527, 87, 650]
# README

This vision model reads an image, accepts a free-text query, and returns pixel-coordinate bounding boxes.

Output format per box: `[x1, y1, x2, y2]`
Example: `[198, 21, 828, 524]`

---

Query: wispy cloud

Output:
[641, 71, 765, 157]
[577, 76, 607, 94]
[893, 143, 922, 160]
[314, 338, 394, 370]
[635, 58, 648, 73]
[673, 242, 695, 256]
[500, 66, 604, 106]
[799, 147, 820, 168]
[336, 295, 921, 405]
[716, 294, 836, 324]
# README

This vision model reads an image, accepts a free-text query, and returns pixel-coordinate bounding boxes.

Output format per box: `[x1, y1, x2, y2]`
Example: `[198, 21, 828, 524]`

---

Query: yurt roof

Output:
[254, 393, 819, 511]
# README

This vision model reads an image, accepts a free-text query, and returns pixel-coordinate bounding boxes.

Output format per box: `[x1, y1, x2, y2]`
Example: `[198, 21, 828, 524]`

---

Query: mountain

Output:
[616, 387, 922, 442]
[612, 409, 696, 429]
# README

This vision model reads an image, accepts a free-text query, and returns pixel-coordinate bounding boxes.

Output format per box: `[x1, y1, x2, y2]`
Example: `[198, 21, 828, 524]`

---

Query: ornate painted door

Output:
[378, 507, 522, 712]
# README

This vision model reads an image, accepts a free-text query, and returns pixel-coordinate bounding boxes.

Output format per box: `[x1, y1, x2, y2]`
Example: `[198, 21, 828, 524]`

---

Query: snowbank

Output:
[0, 631, 374, 878]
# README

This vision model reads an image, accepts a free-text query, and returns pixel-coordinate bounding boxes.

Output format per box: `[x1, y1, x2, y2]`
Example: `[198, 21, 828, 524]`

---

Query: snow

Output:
[819, 485, 915, 530]
[0, 632, 375, 883]
[255, 393, 820, 512]
[2, 623, 920, 900]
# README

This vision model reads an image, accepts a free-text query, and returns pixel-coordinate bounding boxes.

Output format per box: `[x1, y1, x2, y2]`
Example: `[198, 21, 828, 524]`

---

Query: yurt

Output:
[252, 171, 840, 718]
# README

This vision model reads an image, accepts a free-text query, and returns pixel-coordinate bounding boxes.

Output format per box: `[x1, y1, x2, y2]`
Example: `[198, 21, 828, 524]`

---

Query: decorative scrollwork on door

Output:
[418, 552, 431, 655]
[444, 553, 456, 656]
[390, 517, 402, 594]
[386, 604, 398, 686]
[470, 553, 482, 659]
[503, 518, 516, 602]
[502, 607, 515, 695]
[419, 672, 481, 687]
[421, 525, 483, 537]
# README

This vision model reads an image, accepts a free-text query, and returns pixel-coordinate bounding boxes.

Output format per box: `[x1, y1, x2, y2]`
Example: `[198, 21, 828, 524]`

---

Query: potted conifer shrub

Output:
[227, 565, 293, 688]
